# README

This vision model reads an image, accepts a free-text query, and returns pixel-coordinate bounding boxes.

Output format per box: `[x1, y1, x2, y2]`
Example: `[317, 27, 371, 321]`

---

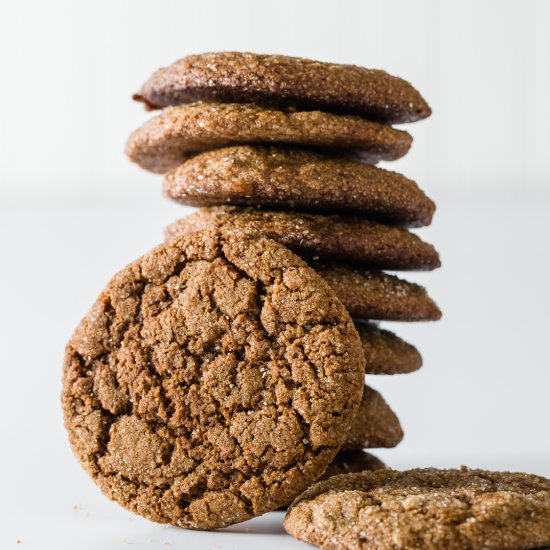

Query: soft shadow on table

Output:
[221, 511, 288, 535]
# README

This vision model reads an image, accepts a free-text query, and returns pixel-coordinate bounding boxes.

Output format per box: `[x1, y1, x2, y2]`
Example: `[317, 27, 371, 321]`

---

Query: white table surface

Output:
[1, 190, 549, 549]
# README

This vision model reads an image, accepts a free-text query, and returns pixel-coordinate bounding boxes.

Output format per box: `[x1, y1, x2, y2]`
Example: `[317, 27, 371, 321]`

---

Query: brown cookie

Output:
[125, 102, 412, 173]
[318, 263, 442, 321]
[164, 207, 440, 271]
[356, 321, 422, 374]
[163, 146, 435, 227]
[62, 230, 365, 529]
[285, 467, 550, 550]
[343, 386, 403, 450]
[319, 451, 385, 482]
[133, 52, 431, 124]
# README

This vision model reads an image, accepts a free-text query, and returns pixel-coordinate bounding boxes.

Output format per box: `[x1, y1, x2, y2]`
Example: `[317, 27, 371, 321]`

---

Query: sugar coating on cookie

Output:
[125, 102, 412, 173]
[164, 206, 440, 271]
[342, 385, 403, 450]
[285, 467, 550, 550]
[356, 321, 422, 374]
[62, 230, 365, 529]
[163, 146, 435, 227]
[133, 52, 431, 124]
[317, 263, 442, 321]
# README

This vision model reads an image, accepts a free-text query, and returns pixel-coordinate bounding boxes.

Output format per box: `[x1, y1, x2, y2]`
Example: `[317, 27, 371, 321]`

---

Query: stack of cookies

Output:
[126, 52, 441, 474]
[62, 52, 550, 547]
[63, 53, 439, 530]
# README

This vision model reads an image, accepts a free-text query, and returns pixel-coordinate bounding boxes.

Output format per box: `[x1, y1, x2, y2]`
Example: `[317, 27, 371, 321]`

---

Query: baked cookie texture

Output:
[319, 451, 385, 482]
[164, 206, 440, 271]
[342, 386, 403, 450]
[163, 146, 435, 227]
[356, 322, 422, 375]
[62, 230, 365, 529]
[316, 264, 441, 321]
[133, 52, 431, 123]
[125, 102, 412, 173]
[284, 467, 550, 550]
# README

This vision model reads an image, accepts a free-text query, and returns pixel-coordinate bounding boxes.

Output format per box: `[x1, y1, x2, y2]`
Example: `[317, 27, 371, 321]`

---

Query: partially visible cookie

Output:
[164, 207, 440, 271]
[133, 52, 431, 124]
[125, 102, 412, 173]
[163, 146, 435, 227]
[319, 451, 385, 482]
[285, 467, 550, 550]
[62, 229, 365, 529]
[342, 386, 403, 450]
[356, 321, 422, 374]
[317, 263, 442, 321]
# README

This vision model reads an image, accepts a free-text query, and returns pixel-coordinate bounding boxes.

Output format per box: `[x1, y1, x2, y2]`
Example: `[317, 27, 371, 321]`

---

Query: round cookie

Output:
[163, 146, 435, 227]
[356, 321, 422, 374]
[62, 230, 365, 529]
[317, 263, 442, 321]
[285, 467, 550, 550]
[125, 102, 412, 173]
[164, 207, 440, 271]
[133, 52, 431, 124]
[319, 451, 385, 482]
[342, 386, 403, 450]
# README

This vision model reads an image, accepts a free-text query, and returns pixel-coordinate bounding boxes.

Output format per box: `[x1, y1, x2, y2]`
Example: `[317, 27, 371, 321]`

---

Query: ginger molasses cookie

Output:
[317, 264, 442, 321]
[285, 467, 550, 550]
[342, 386, 403, 450]
[125, 102, 412, 173]
[319, 451, 385, 482]
[133, 52, 431, 124]
[164, 207, 440, 271]
[356, 321, 422, 374]
[62, 230, 365, 529]
[163, 146, 435, 227]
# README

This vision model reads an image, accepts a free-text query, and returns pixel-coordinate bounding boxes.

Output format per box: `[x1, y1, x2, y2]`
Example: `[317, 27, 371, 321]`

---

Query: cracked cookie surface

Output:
[133, 52, 431, 124]
[163, 146, 435, 227]
[62, 230, 365, 529]
[125, 102, 412, 173]
[285, 467, 550, 550]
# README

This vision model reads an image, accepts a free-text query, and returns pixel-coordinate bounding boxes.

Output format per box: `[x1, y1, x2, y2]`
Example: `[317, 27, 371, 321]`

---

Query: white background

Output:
[1, 1, 549, 548]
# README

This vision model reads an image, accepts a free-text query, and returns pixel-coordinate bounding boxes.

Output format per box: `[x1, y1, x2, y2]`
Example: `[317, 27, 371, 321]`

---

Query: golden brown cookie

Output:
[342, 386, 403, 450]
[164, 207, 440, 271]
[356, 321, 422, 374]
[133, 52, 431, 124]
[319, 451, 385, 482]
[125, 102, 412, 173]
[163, 146, 435, 227]
[318, 263, 441, 321]
[62, 230, 365, 529]
[285, 467, 550, 550]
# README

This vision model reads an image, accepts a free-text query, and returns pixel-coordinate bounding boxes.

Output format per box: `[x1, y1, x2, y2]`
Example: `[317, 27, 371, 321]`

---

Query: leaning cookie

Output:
[133, 52, 431, 123]
[125, 102, 412, 173]
[285, 467, 550, 550]
[165, 207, 440, 271]
[62, 229, 365, 529]
[163, 146, 435, 227]
[342, 386, 403, 450]
[356, 321, 422, 374]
